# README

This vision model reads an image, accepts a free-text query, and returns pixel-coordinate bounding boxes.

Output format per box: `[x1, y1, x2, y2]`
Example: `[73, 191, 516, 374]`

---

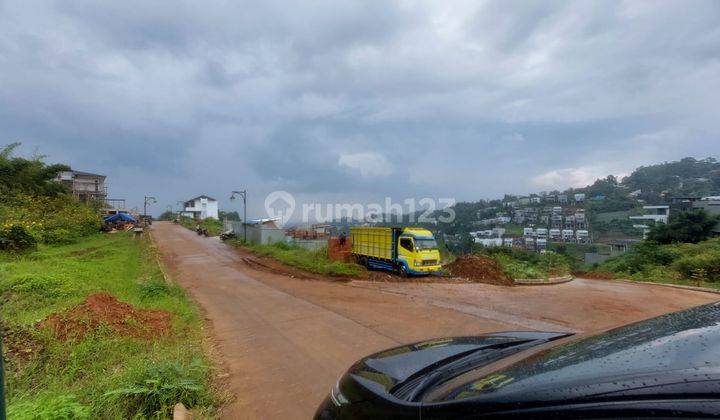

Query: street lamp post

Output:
[230, 190, 247, 242]
[143, 196, 156, 219]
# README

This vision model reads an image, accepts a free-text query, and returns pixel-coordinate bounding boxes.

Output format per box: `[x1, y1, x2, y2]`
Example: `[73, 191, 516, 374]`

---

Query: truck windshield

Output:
[415, 238, 438, 250]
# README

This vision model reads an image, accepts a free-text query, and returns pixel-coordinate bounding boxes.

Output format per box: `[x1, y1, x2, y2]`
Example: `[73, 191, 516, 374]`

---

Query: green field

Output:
[1, 233, 218, 419]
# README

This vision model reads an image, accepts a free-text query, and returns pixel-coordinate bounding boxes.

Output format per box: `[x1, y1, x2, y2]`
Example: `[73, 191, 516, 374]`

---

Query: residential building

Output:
[693, 198, 720, 235]
[576, 229, 590, 243]
[574, 193, 586, 203]
[55, 170, 107, 202]
[629, 205, 670, 238]
[549, 228, 561, 240]
[536, 238, 547, 251]
[182, 195, 219, 220]
[562, 229, 575, 241]
[475, 237, 503, 247]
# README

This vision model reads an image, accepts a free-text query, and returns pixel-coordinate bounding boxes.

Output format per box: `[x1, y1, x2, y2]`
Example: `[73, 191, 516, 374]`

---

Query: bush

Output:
[673, 251, 720, 281]
[0, 224, 37, 251]
[0, 194, 102, 245]
[105, 360, 211, 418]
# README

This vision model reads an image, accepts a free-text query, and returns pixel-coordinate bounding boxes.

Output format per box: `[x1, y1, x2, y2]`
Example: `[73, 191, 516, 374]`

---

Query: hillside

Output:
[434, 157, 720, 241]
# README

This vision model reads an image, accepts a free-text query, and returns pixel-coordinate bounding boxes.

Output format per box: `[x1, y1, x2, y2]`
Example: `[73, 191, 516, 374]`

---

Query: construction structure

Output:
[54, 170, 107, 202]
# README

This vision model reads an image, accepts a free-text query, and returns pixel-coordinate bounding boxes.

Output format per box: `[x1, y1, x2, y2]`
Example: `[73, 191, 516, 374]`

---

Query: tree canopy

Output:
[0, 142, 70, 197]
[647, 210, 720, 244]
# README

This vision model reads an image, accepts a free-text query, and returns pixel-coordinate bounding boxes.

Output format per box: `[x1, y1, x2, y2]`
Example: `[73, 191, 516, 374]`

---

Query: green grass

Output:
[595, 238, 720, 288]
[1, 233, 218, 419]
[178, 216, 224, 237]
[476, 248, 572, 280]
[233, 240, 364, 277]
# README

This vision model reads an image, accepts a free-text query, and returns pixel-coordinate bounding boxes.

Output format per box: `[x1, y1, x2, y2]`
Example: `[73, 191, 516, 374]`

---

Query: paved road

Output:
[151, 222, 718, 419]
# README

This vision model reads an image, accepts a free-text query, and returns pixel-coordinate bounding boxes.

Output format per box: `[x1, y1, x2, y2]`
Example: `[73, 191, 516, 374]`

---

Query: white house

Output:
[182, 195, 219, 220]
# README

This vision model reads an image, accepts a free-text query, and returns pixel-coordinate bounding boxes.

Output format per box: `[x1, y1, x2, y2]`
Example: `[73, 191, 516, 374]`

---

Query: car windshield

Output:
[415, 238, 438, 250]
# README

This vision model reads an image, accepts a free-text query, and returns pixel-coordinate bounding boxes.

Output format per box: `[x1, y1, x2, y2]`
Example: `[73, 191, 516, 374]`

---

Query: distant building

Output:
[182, 195, 219, 220]
[475, 237, 503, 247]
[629, 205, 670, 238]
[244, 218, 286, 244]
[574, 193, 586, 203]
[670, 196, 701, 212]
[693, 198, 720, 235]
[576, 229, 590, 243]
[55, 170, 107, 202]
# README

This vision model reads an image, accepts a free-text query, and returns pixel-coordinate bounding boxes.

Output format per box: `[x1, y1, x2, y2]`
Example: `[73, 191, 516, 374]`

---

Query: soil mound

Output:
[40, 293, 172, 341]
[572, 271, 615, 280]
[445, 255, 514, 286]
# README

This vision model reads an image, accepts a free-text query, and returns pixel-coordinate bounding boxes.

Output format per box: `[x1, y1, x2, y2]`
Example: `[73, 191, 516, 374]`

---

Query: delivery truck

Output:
[350, 226, 442, 276]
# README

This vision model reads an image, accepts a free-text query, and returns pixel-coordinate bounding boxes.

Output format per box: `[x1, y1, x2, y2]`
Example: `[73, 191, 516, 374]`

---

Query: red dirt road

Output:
[151, 222, 718, 419]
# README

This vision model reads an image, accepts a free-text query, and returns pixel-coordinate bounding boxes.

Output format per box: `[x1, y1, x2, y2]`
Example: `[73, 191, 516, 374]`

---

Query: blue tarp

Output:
[104, 213, 137, 223]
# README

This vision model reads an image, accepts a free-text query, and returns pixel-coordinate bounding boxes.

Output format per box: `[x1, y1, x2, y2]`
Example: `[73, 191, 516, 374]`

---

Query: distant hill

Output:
[433, 157, 720, 238]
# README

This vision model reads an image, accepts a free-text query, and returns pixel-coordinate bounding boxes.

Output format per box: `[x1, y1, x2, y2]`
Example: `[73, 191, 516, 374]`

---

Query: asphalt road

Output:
[151, 222, 718, 419]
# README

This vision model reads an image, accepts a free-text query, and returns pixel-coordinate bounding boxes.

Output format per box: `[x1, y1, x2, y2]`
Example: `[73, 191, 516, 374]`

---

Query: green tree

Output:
[647, 210, 720, 244]
[0, 142, 70, 196]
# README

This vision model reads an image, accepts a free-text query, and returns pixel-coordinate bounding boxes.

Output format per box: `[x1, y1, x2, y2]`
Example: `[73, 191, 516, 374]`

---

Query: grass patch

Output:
[233, 240, 364, 277]
[1, 233, 218, 418]
[475, 247, 572, 279]
[178, 216, 224, 237]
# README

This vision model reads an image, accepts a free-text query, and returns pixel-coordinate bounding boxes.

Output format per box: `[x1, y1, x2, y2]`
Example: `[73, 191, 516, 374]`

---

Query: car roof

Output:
[428, 301, 720, 404]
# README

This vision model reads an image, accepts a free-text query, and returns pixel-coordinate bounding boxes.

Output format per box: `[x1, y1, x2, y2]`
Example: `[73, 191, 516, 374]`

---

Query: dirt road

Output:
[151, 222, 718, 419]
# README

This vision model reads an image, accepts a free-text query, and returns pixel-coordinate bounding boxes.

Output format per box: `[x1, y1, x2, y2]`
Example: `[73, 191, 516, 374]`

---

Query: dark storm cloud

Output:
[1, 0, 719, 216]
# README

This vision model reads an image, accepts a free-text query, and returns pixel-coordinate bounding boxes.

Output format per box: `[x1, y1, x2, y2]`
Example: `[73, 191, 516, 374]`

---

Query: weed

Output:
[105, 360, 211, 418]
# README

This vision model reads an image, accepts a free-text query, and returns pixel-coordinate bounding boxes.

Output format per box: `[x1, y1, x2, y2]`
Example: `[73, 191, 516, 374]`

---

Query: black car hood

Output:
[340, 331, 570, 403]
[438, 301, 720, 406]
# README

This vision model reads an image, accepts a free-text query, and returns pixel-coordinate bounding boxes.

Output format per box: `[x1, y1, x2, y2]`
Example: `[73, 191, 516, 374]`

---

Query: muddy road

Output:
[151, 222, 718, 419]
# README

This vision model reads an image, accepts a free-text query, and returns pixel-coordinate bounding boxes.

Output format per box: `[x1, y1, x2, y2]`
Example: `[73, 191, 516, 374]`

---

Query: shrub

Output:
[673, 251, 720, 281]
[0, 224, 37, 251]
[105, 360, 211, 418]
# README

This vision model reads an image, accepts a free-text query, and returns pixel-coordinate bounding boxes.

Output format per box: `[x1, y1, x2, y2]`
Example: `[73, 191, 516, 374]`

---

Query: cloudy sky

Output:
[2, 0, 719, 217]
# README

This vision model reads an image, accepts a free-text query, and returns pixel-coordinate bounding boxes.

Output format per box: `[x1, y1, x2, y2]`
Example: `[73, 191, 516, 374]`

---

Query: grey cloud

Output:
[1, 0, 719, 215]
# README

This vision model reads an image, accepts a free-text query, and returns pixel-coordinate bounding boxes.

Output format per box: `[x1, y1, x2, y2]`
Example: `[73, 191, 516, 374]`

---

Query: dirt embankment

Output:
[572, 271, 616, 280]
[40, 293, 172, 341]
[445, 255, 514, 286]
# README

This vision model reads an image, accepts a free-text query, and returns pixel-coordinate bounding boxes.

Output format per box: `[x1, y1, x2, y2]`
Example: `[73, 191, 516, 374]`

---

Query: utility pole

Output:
[230, 190, 247, 242]
[143, 196, 156, 218]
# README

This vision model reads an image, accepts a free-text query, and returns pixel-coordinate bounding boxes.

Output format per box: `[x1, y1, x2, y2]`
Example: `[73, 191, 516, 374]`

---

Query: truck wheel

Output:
[398, 265, 408, 277]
